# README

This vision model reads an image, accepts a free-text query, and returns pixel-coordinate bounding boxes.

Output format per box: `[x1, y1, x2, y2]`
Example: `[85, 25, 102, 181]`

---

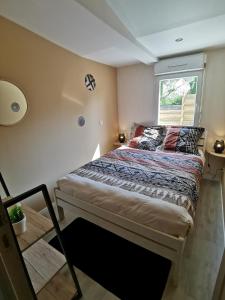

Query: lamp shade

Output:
[213, 140, 225, 153]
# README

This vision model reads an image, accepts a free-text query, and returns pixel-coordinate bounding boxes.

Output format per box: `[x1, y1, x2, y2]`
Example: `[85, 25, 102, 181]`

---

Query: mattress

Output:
[57, 147, 204, 238]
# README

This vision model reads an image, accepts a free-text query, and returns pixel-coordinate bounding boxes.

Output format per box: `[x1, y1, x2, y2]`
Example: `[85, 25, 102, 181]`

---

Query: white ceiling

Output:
[138, 14, 225, 57]
[1, 0, 225, 67]
[106, 0, 225, 37]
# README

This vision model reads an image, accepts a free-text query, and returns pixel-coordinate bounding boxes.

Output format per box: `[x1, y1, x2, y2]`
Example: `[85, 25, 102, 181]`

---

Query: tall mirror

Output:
[0, 80, 27, 126]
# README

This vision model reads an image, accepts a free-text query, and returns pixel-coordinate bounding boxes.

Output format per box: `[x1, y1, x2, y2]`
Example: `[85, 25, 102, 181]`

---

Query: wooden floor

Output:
[163, 179, 224, 300]
[75, 269, 119, 300]
[41, 179, 224, 300]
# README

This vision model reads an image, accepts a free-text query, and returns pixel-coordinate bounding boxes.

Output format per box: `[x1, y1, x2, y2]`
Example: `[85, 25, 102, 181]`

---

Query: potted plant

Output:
[9, 204, 27, 235]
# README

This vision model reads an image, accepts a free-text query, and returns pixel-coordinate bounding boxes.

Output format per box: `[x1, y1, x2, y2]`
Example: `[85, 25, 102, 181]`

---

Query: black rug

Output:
[50, 218, 171, 300]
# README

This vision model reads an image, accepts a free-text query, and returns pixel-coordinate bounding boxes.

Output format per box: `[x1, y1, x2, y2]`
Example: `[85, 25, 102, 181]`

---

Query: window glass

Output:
[158, 76, 198, 126]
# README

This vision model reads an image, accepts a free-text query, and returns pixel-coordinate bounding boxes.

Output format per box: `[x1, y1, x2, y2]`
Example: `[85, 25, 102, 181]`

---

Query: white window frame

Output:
[154, 70, 204, 126]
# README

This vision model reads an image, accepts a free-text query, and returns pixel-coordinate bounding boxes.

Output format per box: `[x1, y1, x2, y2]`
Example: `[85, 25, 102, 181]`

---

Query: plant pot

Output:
[12, 215, 27, 236]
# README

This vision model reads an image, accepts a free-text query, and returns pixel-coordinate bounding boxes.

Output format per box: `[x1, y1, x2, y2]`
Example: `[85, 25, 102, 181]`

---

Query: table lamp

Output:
[213, 140, 224, 153]
[118, 133, 126, 143]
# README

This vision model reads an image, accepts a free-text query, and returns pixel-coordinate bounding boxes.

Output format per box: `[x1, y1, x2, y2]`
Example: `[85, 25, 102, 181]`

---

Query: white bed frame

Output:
[55, 188, 185, 285]
[54, 131, 206, 286]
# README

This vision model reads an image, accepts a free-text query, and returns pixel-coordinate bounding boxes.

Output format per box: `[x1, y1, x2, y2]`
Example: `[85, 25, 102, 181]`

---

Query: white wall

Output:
[117, 48, 225, 151]
[117, 63, 155, 134]
[201, 48, 225, 148]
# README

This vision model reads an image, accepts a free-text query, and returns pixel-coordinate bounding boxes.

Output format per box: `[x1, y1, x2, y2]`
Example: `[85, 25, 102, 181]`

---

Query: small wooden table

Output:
[206, 150, 225, 159]
[113, 142, 127, 149]
[206, 149, 225, 179]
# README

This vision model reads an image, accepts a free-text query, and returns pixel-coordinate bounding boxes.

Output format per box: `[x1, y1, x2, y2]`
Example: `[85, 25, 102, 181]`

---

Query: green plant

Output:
[9, 205, 24, 223]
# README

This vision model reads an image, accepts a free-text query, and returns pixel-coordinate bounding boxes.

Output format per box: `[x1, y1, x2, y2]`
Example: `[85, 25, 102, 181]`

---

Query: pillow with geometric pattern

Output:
[128, 126, 165, 151]
[163, 126, 205, 155]
[129, 123, 150, 139]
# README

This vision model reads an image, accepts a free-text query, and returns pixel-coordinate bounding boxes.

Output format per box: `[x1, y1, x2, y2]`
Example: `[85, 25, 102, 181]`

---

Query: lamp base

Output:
[118, 133, 125, 143]
[213, 140, 225, 154]
[214, 149, 223, 154]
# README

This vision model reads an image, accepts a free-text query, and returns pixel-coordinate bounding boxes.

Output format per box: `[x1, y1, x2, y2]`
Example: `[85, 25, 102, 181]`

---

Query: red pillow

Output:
[128, 125, 145, 148]
[130, 123, 152, 140]
[163, 126, 205, 155]
[128, 136, 142, 148]
[163, 127, 180, 150]
[134, 125, 145, 137]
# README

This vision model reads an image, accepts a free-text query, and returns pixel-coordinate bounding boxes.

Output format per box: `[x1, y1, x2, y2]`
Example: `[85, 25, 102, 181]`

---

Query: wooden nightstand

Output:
[113, 142, 127, 149]
[206, 149, 225, 179]
[206, 150, 225, 159]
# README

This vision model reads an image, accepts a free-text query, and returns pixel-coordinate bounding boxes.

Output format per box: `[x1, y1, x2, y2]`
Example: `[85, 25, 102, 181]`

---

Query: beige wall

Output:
[117, 64, 155, 133]
[0, 17, 118, 209]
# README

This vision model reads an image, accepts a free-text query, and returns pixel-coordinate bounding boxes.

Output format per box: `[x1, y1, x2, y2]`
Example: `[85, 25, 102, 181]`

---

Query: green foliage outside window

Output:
[160, 96, 182, 106]
[160, 76, 197, 106]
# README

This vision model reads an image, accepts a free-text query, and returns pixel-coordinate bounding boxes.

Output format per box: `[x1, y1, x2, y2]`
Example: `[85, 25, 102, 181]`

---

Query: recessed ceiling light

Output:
[175, 37, 183, 42]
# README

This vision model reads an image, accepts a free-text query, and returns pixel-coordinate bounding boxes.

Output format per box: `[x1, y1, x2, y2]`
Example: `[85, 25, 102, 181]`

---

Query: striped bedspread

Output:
[72, 148, 203, 218]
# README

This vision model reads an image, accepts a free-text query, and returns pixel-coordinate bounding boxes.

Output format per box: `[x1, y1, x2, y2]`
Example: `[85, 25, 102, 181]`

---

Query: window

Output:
[156, 71, 203, 126]
[158, 75, 198, 126]
[154, 54, 205, 126]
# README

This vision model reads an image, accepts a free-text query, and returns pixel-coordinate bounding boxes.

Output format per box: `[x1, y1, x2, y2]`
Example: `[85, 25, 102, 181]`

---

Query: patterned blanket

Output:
[72, 148, 203, 218]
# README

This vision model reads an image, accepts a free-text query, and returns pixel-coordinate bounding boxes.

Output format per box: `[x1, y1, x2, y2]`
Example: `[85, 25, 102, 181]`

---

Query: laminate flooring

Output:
[163, 179, 224, 300]
[41, 179, 224, 300]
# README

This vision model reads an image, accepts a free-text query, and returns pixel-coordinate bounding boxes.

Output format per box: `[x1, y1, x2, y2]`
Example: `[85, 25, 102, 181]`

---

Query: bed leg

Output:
[172, 242, 185, 287]
[57, 205, 65, 221]
[54, 188, 65, 221]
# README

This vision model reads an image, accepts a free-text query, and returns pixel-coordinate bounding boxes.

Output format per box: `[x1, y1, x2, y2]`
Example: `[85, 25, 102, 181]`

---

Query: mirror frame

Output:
[0, 80, 27, 126]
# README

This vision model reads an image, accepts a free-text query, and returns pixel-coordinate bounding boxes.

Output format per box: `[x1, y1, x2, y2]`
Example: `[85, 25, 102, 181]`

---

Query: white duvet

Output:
[58, 172, 194, 238]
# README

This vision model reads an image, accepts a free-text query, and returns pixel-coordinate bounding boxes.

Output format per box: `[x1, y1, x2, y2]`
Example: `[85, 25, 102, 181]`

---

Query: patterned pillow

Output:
[163, 126, 205, 155]
[129, 122, 152, 139]
[128, 126, 165, 151]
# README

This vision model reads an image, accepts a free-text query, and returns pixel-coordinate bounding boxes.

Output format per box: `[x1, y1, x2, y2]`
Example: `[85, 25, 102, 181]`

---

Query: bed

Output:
[54, 125, 206, 284]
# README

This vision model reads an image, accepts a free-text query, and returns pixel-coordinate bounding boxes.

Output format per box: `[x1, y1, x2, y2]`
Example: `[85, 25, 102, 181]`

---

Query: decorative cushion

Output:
[128, 126, 165, 151]
[129, 122, 154, 139]
[133, 124, 145, 138]
[163, 126, 205, 155]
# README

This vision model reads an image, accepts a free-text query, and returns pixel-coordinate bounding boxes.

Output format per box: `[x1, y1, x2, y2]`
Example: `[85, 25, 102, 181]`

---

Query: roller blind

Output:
[154, 53, 206, 76]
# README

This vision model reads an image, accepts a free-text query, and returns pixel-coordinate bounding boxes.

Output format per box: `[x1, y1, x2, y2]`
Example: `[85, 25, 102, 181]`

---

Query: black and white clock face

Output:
[85, 74, 96, 91]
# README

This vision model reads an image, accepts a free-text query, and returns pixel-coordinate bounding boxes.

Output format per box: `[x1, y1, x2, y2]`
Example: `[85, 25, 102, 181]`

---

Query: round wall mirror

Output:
[0, 80, 27, 126]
